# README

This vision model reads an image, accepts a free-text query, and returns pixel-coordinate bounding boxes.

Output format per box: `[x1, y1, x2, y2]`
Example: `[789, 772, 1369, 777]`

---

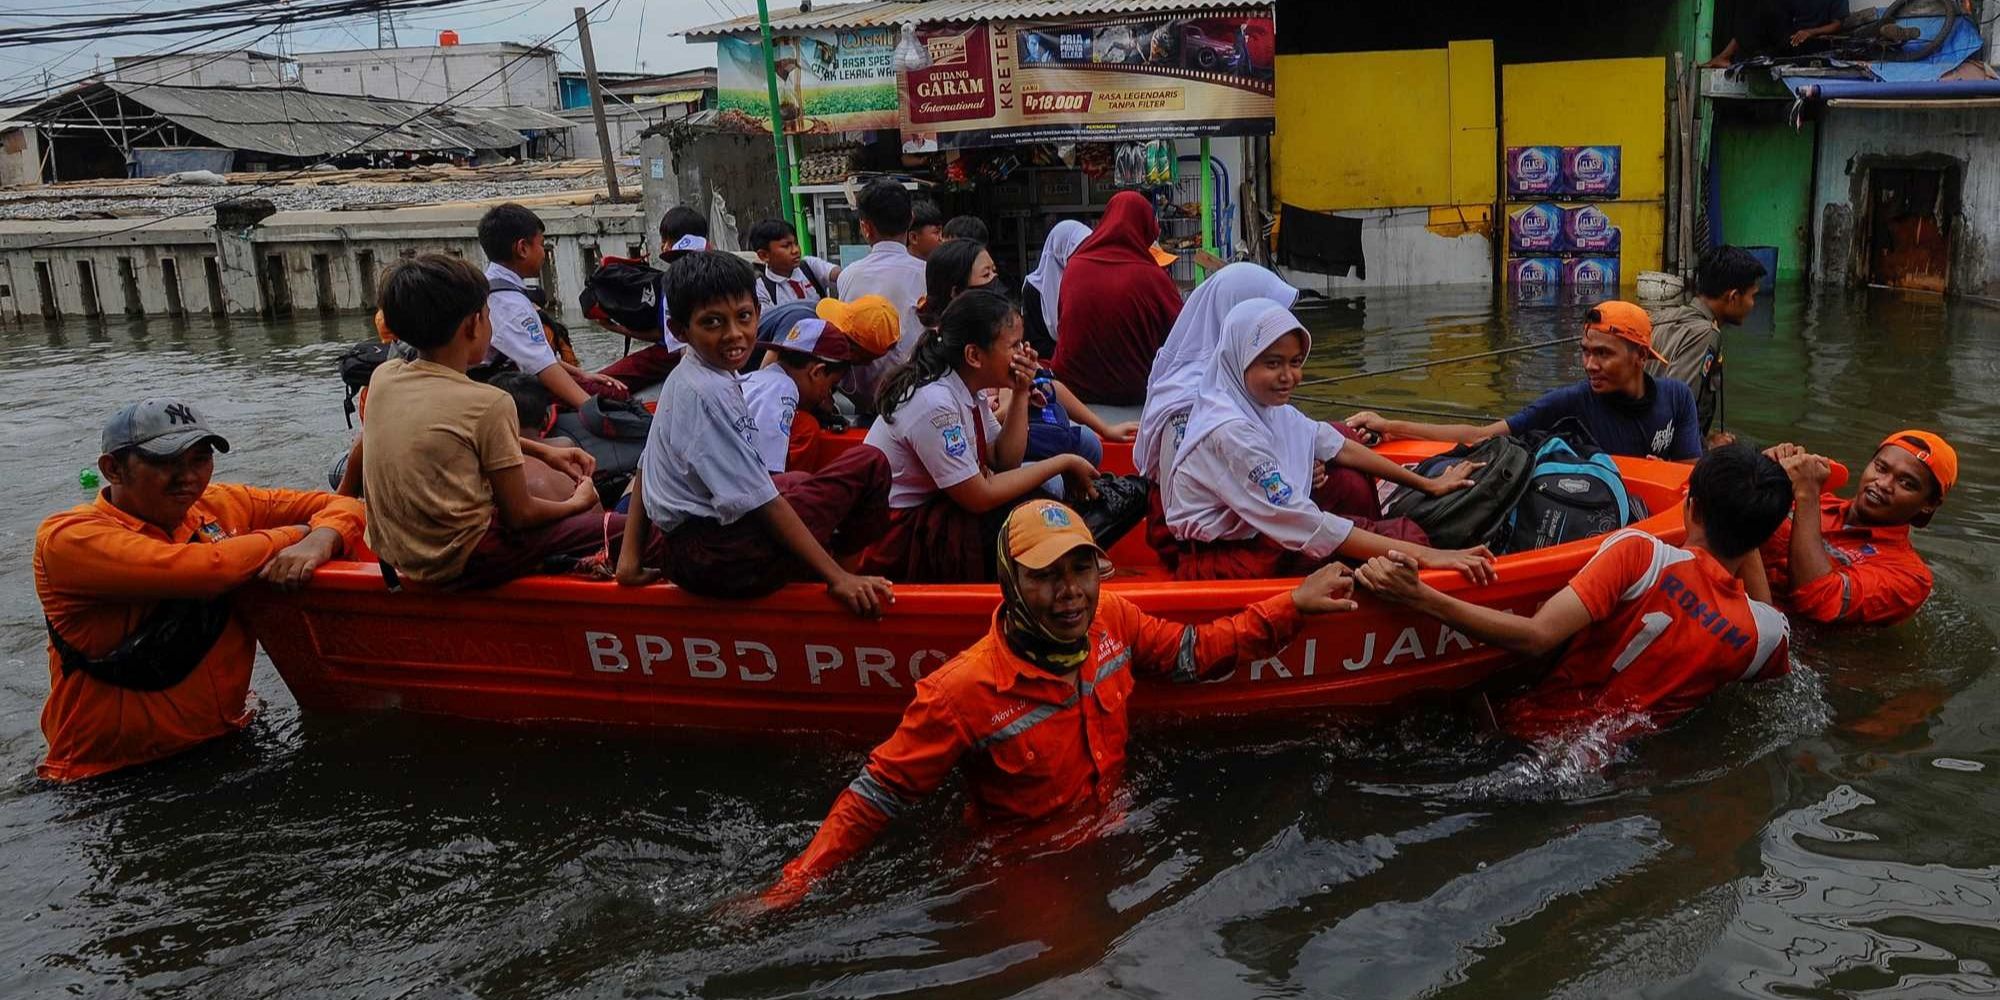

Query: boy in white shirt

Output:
[477, 203, 626, 407]
[615, 252, 895, 616]
[749, 218, 840, 310]
[742, 316, 867, 474]
[836, 180, 928, 413]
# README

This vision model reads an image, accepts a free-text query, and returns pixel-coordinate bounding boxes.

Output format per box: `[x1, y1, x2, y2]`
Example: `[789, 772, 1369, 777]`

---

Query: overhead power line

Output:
[0, 0, 480, 49]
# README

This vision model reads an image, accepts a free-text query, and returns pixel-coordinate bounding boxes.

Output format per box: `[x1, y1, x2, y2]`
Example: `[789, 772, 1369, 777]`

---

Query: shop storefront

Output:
[686, 1, 1274, 286]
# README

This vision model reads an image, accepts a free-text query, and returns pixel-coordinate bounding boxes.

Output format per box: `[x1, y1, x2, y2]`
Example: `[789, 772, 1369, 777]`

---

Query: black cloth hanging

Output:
[1278, 203, 1366, 280]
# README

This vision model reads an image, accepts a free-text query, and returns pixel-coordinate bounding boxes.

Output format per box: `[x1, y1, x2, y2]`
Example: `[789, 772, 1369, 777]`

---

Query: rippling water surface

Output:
[1, 286, 1994, 999]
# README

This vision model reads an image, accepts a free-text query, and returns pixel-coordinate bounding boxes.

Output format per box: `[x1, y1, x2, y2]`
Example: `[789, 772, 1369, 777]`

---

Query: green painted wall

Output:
[1714, 106, 1816, 280]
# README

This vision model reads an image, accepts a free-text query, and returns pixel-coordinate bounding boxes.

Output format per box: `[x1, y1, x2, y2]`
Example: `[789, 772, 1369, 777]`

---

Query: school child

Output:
[839, 180, 928, 410]
[362, 254, 608, 590]
[614, 252, 895, 616]
[477, 203, 626, 407]
[922, 240, 1135, 469]
[1358, 444, 1795, 746]
[596, 206, 712, 392]
[1163, 298, 1494, 583]
[907, 197, 945, 260]
[942, 215, 990, 245]
[1021, 220, 1091, 355]
[748, 217, 841, 310]
[742, 317, 872, 475]
[859, 287, 1101, 583]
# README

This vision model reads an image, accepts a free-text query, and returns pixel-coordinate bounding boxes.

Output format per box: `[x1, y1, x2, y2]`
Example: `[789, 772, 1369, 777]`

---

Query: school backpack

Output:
[579, 255, 666, 333]
[336, 339, 416, 427]
[1496, 432, 1649, 554]
[1380, 435, 1534, 550]
[551, 395, 652, 500]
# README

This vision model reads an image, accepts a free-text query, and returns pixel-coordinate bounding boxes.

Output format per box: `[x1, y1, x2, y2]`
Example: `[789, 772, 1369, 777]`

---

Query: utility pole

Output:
[376, 10, 399, 48]
[756, 0, 794, 233]
[574, 6, 622, 202]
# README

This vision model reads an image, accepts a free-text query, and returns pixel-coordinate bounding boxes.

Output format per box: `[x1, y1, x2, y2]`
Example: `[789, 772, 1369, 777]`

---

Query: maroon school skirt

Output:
[859, 496, 995, 584]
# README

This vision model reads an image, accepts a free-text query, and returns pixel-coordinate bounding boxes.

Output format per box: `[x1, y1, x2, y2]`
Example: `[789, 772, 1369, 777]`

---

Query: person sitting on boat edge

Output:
[755, 500, 1362, 910]
[1355, 443, 1793, 747]
[1162, 298, 1493, 583]
[477, 202, 627, 406]
[614, 251, 895, 617]
[1756, 431, 1954, 627]
[857, 288, 1102, 583]
[1649, 245, 1765, 443]
[363, 254, 609, 591]
[1347, 302, 1703, 463]
[33, 400, 365, 783]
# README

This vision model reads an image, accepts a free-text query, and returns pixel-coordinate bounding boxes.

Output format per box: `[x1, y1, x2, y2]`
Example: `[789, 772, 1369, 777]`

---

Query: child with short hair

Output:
[363, 254, 608, 590]
[907, 197, 945, 260]
[748, 217, 840, 310]
[942, 215, 990, 245]
[615, 252, 896, 616]
[476, 202, 625, 406]
[743, 317, 864, 474]
[595, 206, 713, 393]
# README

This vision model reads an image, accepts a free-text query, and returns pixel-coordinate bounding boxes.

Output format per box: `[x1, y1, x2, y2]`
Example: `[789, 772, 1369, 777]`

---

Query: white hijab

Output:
[1024, 220, 1091, 342]
[1134, 263, 1298, 477]
[1164, 298, 1321, 500]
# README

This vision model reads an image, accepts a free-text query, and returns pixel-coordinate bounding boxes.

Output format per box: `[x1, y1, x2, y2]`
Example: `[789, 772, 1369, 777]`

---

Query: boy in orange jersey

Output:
[1358, 444, 1794, 744]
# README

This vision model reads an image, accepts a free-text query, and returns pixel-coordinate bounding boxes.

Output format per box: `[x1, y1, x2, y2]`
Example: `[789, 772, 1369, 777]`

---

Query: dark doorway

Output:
[1867, 167, 1952, 293]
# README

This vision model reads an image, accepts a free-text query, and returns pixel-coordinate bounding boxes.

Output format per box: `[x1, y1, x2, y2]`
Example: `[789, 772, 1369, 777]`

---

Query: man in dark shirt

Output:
[1706, 0, 1847, 66]
[1347, 301, 1703, 462]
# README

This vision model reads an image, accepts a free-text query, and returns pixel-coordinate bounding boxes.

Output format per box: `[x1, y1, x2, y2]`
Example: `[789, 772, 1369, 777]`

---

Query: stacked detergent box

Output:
[1505, 145, 1622, 292]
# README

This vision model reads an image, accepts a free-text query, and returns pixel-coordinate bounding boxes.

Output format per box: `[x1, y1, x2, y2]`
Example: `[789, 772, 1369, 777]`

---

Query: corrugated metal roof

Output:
[683, 0, 1269, 38]
[39, 83, 564, 156]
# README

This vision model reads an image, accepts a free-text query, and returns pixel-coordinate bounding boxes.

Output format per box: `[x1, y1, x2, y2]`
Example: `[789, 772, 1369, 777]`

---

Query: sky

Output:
[0, 0, 750, 102]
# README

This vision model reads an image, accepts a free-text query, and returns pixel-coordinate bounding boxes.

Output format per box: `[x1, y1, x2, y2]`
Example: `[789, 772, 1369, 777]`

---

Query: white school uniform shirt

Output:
[740, 365, 799, 475]
[482, 262, 559, 375]
[861, 371, 1002, 510]
[754, 256, 838, 310]
[639, 354, 780, 532]
[837, 241, 928, 405]
[1163, 297, 1355, 559]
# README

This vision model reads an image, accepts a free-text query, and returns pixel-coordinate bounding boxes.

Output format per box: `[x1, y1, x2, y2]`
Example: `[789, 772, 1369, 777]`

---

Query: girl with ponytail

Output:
[861, 287, 1100, 582]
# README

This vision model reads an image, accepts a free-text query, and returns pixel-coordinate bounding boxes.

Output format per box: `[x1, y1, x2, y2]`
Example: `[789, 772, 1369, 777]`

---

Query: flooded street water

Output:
[1, 285, 1995, 999]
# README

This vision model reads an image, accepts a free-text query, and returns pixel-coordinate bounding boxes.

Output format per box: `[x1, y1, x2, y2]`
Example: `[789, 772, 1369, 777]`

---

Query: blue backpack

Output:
[1498, 435, 1648, 554]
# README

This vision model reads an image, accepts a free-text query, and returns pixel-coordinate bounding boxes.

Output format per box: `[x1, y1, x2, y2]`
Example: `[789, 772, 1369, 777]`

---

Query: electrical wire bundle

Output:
[0, 0, 482, 49]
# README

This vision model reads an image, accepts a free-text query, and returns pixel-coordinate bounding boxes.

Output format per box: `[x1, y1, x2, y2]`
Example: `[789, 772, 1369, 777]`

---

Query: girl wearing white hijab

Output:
[1162, 299, 1494, 582]
[1133, 263, 1299, 480]
[1021, 220, 1091, 354]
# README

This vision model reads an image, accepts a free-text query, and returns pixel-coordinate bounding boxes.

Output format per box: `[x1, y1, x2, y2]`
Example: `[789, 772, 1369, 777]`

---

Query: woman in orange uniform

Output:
[33, 400, 365, 782]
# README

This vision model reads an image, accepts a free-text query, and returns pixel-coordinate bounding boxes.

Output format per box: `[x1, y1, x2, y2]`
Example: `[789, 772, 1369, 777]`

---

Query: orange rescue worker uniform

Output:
[772, 502, 1306, 897]
[1500, 529, 1792, 741]
[33, 484, 365, 782]
[1760, 431, 1953, 627]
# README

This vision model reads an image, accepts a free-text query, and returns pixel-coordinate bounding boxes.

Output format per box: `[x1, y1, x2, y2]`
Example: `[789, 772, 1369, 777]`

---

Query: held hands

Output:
[1291, 563, 1360, 615]
[1354, 550, 1426, 605]
[1763, 442, 1805, 463]
[258, 528, 341, 591]
[829, 571, 895, 619]
[1424, 460, 1484, 497]
[1778, 451, 1833, 497]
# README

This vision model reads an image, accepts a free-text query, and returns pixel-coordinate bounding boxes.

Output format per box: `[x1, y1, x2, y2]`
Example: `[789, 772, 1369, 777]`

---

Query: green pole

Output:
[1198, 136, 1216, 283]
[789, 133, 813, 256]
[756, 0, 795, 234]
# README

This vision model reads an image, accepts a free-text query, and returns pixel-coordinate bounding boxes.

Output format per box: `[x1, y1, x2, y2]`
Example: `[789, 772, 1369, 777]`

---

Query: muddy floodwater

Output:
[1, 285, 1995, 999]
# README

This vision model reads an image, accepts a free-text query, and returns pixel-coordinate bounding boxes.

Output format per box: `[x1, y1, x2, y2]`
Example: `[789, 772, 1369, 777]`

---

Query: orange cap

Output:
[1881, 429, 1957, 500]
[815, 295, 900, 360]
[1150, 243, 1180, 267]
[1586, 300, 1664, 363]
[1002, 500, 1103, 570]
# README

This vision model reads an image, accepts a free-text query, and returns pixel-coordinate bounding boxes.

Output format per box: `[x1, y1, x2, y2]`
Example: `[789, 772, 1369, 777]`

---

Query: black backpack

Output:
[337, 339, 416, 427]
[580, 256, 667, 333]
[1381, 436, 1534, 549]
[551, 395, 653, 500]
[1496, 433, 1649, 555]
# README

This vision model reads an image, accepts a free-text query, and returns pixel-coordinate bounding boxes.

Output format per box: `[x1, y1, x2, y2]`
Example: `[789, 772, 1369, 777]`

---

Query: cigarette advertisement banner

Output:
[901, 13, 1275, 150]
[717, 27, 899, 134]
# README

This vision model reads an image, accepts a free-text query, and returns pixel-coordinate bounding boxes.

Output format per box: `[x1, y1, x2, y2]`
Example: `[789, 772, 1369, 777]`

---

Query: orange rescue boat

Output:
[240, 440, 1695, 731]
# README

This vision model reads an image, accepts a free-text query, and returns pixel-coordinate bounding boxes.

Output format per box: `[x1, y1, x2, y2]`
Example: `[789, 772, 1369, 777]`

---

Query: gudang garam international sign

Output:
[717, 26, 899, 134]
[900, 10, 1275, 151]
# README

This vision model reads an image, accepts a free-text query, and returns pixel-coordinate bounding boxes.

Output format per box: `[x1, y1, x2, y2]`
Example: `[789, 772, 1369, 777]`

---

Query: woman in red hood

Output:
[1050, 191, 1184, 405]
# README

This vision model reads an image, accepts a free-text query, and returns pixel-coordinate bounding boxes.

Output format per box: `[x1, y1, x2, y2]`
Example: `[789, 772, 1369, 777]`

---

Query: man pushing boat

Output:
[756, 499, 1361, 909]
